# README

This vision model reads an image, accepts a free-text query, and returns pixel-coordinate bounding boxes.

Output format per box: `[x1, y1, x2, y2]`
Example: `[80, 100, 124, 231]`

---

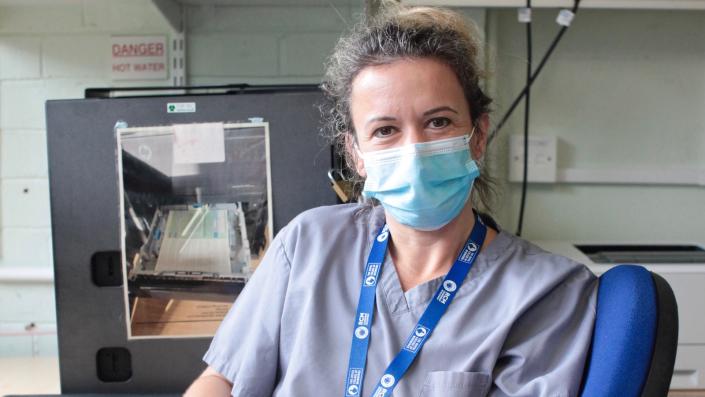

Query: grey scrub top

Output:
[204, 204, 598, 397]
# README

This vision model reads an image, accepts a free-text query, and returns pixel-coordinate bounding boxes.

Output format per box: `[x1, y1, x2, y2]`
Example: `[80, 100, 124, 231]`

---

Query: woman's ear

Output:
[344, 133, 366, 178]
[470, 113, 490, 160]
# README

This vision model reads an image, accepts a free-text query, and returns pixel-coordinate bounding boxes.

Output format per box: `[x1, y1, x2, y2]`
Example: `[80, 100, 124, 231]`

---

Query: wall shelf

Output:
[407, 0, 705, 9]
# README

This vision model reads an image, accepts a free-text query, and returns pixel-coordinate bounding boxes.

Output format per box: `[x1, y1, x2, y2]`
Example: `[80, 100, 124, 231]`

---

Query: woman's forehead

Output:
[350, 58, 468, 116]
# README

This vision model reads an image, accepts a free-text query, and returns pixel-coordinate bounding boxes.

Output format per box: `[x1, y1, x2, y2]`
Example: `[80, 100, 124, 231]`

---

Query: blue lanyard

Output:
[344, 214, 488, 397]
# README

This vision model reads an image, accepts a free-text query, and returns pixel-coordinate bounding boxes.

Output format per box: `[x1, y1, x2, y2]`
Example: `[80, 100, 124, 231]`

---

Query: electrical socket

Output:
[509, 135, 558, 183]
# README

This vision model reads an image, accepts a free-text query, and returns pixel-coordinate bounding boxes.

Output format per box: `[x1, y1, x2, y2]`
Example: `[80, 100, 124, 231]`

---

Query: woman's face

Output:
[349, 57, 487, 177]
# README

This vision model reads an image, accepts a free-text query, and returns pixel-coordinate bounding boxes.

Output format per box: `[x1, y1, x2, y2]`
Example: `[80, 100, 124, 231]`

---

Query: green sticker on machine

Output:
[167, 102, 196, 113]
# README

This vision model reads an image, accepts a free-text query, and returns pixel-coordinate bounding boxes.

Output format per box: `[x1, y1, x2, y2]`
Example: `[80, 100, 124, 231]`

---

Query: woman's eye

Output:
[373, 126, 395, 138]
[428, 117, 451, 129]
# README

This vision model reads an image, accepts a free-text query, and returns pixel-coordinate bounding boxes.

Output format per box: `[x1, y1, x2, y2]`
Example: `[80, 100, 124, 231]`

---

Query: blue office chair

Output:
[580, 265, 679, 397]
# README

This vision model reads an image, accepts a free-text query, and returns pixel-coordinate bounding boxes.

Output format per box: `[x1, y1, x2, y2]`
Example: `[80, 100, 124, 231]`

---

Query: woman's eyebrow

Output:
[365, 116, 397, 127]
[423, 106, 459, 116]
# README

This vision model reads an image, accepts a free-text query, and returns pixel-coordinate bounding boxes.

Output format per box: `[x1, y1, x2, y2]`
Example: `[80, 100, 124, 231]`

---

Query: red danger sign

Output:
[111, 36, 168, 80]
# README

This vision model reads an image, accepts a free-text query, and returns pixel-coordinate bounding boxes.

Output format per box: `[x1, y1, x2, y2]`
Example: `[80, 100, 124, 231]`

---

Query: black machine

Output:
[46, 85, 337, 394]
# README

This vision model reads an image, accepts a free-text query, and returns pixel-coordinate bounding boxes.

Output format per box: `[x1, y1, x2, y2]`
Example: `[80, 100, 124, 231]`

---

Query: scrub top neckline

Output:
[369, 207, 512, 315]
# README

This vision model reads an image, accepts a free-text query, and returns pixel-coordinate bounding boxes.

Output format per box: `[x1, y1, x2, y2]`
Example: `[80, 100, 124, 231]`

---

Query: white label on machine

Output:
[173, 122, 226, 164]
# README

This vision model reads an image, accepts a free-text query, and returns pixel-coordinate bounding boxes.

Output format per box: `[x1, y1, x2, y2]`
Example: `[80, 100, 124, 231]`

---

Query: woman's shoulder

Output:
[485, 230, 597, 296]
[289, 203, 379, 225]
[475, 230, 598, 336]
[283, 203, 383, 234]
[275, 203, 385, 260]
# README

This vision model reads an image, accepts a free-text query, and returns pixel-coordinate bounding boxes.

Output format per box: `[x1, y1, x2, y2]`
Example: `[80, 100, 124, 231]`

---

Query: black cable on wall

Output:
[516, 0, 532, 237]
[488, 0, 582, 146]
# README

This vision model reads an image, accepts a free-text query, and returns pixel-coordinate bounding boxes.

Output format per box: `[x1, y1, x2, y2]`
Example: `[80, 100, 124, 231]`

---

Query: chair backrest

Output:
[580, 265, 678, 397]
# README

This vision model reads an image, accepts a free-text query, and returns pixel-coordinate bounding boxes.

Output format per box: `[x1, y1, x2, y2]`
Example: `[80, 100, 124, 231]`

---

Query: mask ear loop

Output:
[467, 125, 477, 146]
[347, 131, 363, 159]
[468, 124, 485, 165]
[354, 143, 364, 160]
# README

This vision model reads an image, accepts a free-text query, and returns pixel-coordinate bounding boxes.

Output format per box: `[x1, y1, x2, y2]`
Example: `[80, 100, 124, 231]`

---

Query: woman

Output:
[186, 5, 597, 396]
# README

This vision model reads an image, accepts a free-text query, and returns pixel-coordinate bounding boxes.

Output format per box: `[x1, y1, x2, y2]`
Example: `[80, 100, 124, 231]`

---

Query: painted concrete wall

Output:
[486, 8, 705, 241]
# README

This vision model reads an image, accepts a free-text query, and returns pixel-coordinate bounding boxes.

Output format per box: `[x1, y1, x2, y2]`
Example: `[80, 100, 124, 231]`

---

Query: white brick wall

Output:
[0, 282, 56, 357]
[43, 36, 109, 78]
[0, 0, 171, 357]
[0, 4, 85, 34]
[1, 179, 51, 228]
[0, 37, 41, 80]
[185, 3, 363, 83]
[0, 228, 53, 268]
[1, 131, 47, 178]
[279, 33, 341, 76]
[189, 34, 280, 76]
[1, 81, 46, 129]
[186, 5, 355, 34]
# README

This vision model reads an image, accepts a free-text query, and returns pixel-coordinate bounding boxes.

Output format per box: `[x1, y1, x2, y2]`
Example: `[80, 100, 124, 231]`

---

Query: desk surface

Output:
[0, 357, 60, 396]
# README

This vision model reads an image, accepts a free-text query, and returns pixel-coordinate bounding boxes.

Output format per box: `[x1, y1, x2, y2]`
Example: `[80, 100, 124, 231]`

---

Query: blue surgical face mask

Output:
[360, 131, 480, 231]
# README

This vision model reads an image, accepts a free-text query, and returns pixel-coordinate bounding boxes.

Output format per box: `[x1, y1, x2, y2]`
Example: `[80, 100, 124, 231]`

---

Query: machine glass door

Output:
[117, 121, 272, 339]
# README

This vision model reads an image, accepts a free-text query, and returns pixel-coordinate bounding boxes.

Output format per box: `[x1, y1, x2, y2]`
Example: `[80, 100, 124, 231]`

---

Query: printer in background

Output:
[533, 240, 705, 390]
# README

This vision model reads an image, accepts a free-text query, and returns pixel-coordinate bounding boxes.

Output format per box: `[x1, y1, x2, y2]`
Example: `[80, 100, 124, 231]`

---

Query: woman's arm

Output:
[193, 229, 293, 396]
[184, 366, 233, 397]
